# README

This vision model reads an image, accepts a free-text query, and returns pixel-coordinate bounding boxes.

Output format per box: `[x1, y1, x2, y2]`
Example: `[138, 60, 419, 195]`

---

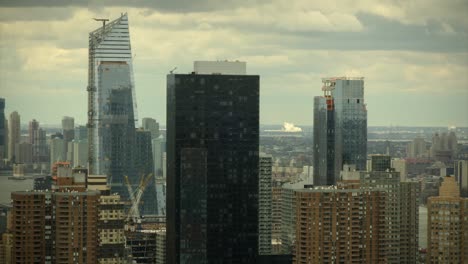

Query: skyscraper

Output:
[142, 117, 160, 139]
[313, 77, 367, 186]
[61, 116, 74, 156]
[8, 111, 20, 162]
[427, 176, 468, 263]
[87, 13, 138, 199]
[135, 128, 157, 215]
[0, 98, 5, 163]
[259, 154, 273, 255]
[167, 61, 259, 263]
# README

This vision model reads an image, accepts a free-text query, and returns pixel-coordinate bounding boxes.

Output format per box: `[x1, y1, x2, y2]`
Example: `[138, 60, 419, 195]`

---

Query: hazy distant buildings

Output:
[430, 132, 458, 162]
[74, 125, 87, 141]
[166, 61, 259, 263]
[73, 140, 88, 168]
[49, 137, 66, 169]
[152, 137, 165, 177]
[8, 111, 20, 162]
[407, 137, 427, 158]
[427, 176, 468, 264]
[28, 119, 48, 164]
[313, 77, 367, 186]
[142, 117, 160, 139]
[87, 14, 138, 200]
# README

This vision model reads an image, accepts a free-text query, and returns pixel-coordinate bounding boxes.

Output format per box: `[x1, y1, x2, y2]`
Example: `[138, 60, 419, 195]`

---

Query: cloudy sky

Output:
[1, 0, 467, 127]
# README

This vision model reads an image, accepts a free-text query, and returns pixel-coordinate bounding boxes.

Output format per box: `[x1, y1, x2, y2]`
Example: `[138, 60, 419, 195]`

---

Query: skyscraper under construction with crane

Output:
[313, 77, 367, 186]
[87, 14, 156, 214]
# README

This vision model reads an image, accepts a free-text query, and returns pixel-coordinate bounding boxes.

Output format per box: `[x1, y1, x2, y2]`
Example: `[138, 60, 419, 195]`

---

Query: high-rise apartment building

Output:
[313, 77, 367, 186]
[87, 13, 138, 200]
[8, 111, 20, 162]
[427, 176, 468, 264]
[166, 61, 259, 263]
[259, 154, 273, 255]
[11, 190, 101, 264]
[293, 186, 385, 263]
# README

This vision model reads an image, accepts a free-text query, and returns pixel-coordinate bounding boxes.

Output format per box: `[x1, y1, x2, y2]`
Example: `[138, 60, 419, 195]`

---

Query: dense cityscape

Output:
[1, 4, 468, 264]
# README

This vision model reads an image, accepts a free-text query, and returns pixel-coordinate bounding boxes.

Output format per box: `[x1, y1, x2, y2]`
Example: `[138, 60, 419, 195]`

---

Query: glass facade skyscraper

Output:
[166, 66, 260, 263]
[313, 77, 367, 185]
[87, 14, 139, 201]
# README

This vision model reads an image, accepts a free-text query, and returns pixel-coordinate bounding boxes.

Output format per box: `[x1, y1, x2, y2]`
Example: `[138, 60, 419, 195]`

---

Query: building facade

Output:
[294, 186, 385, 264]
[259, 155, 273, 255]
[166, 63, 259, 263]
[313, 77, 367, 186]
[0, 98, 5, 164]
[8, 111, 20, 162]
[11, 190, 100, 264]
[87, 13, 138, 200]
[427, 176, 468, 264]
[455, 160, 468, 197]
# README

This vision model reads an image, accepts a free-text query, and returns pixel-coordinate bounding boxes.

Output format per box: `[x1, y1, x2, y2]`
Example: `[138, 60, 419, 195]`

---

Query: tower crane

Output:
[125, 173, 154, 224]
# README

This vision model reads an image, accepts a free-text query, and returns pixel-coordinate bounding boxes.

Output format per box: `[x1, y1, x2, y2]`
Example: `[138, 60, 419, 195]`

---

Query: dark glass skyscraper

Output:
[0, 98, 5, 163]
[313, 77, 367, 185]
[167, 63, 259, 263]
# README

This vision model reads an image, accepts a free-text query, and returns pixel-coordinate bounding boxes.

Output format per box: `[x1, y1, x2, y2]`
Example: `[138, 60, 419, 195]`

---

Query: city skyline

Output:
[1, 1, 467, 127]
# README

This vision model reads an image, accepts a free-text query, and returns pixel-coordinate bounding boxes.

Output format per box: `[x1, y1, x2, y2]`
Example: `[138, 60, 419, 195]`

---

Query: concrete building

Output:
[11, 190, 100, 263]
[368, 154, 391, 172]
[358, 170, 420, 264]
[7, 111, 20, 162]
[293, 186, 385, 263]
[259, 155, 273, 255]
[155, 229, 166, 264]
[455, 160, 468, 197]
[15, 142, 32, 164]
[152, 137, 165, 177]
[142, 117, 160, 139]
[427, 176, 468, 264]
[61, 116, 74, 154]
[50, 137, 66, 169]
[407, 137, 427, 158]
[313, 77, 367, 186]
[73, 140, 88, 168]
[166, 61, 259, 263]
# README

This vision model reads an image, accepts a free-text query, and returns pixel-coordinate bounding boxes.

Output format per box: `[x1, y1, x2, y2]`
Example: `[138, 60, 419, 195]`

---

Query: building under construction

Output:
[87, 13, 160, 214]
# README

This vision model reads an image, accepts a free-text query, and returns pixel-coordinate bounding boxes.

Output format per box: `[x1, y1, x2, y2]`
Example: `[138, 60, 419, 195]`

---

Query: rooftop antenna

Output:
[170, 67, 177, 74]
[93, 18, 110, 30]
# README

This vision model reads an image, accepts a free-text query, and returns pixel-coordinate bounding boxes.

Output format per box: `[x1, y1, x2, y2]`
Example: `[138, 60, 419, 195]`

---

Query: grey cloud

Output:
[0, 0, 259, 13]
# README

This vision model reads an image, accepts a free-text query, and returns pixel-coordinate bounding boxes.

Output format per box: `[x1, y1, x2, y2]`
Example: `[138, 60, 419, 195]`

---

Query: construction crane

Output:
[93, 18, 110, 29]
[125, 173, 154, 223]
